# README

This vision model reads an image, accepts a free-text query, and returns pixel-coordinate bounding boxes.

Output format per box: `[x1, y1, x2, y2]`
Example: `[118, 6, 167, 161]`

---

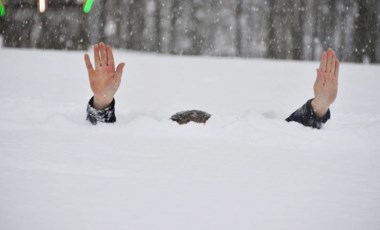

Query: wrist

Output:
[93, 95, 113, 110]
[311, 98, 329, 118]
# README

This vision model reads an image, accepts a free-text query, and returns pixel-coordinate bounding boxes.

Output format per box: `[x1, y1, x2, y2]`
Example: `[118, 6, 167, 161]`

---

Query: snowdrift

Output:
[1, 47, 379, 230]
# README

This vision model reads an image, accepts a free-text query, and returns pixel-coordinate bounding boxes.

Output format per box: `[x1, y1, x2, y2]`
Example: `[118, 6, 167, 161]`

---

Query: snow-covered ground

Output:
[0, 47, 379, 230]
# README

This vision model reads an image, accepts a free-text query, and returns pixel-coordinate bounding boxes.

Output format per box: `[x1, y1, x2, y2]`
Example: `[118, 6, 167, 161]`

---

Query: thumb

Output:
[84, 53, 94, 73]
[115, 63, 125, 80]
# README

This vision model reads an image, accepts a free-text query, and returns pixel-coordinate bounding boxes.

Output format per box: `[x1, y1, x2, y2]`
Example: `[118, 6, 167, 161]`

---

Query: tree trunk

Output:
[235, 0, 243, 56]
[267, 0, 276, 58]
[291, 0, 305, 60]
[154, 0, 162, 53]
[169, 0, 179, 54]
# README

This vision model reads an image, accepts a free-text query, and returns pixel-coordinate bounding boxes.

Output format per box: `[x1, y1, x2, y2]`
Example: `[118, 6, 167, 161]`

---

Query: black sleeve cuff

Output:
[286, 99, 330, 129]
[86, 97, 116, 125]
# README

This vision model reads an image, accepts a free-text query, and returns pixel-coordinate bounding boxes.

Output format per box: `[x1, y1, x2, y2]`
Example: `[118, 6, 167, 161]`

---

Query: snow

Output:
[1, 47, 380, 230]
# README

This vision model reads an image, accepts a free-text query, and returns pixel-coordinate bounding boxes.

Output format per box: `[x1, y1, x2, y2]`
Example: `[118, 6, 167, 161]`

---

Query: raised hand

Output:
[311, 48, 340, 118]
[84, 42, 125, 109]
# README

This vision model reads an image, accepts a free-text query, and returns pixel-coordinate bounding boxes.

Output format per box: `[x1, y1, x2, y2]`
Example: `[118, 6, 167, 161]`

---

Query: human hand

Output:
[312, 48, 340, 118]
[84, 42, 125, 109]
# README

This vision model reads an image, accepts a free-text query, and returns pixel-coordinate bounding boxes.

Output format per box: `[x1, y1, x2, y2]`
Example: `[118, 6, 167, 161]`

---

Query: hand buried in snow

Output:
[84, 42, 125, 110]
[312, 48, 340, 118]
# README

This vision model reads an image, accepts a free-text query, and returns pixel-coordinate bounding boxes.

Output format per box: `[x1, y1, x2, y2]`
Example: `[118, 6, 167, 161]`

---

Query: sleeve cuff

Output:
[86, 97, 116, 125]
[286, 99, 330, 129]
[305, 99, 330, 123]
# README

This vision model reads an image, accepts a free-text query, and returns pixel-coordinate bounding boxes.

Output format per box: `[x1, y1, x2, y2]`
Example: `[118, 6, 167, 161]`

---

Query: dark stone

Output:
[170, 110, 211, 125]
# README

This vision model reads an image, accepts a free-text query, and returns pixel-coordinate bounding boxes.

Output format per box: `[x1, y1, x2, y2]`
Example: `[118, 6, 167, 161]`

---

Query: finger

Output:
[316, 68, 326, 87]
[326, 73, 336, 90]
[115, 63, 125, 81]
[326, 48, 333, 73]
[331, 50, 336, 74]
[335, 59, 340, 79]
[84, 54, 94, 73]
[331, 52, 336, 76]
[99, 42, 107, 67]
[107, 45, 115, 69]
[319, 51, 327, 72]
[94, 44, 101, 68]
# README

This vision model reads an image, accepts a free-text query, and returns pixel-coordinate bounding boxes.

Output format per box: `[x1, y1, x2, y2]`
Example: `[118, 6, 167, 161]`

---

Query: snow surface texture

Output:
[0, 47, 380, 230]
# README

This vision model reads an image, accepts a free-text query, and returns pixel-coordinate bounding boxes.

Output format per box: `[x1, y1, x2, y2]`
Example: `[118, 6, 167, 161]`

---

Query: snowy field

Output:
[0, 46, 380, 230]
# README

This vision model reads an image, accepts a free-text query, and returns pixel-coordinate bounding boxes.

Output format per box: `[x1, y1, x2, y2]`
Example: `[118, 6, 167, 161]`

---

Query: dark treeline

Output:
[89, 0, 379, 63]
[1, 0, 380, 63]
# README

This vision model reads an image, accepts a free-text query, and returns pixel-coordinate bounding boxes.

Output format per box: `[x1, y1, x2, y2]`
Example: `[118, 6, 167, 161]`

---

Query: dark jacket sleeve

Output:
[286, 99, 330, 129]
[86, 97, 116, 125]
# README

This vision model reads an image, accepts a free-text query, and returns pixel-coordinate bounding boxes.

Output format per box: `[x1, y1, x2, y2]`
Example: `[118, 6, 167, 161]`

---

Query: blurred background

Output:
[0, 0, 379, 63]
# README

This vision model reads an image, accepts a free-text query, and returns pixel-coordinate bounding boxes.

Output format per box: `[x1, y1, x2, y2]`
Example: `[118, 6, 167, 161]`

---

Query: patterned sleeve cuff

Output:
[286, 99, 330, 129]
[86, 97, 116, 125]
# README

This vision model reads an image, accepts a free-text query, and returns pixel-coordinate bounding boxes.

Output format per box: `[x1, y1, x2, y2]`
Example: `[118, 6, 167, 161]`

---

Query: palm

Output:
[89, 66, 120, 97]
[314, 71, 338, 105]
[84, 43, 125, 109]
